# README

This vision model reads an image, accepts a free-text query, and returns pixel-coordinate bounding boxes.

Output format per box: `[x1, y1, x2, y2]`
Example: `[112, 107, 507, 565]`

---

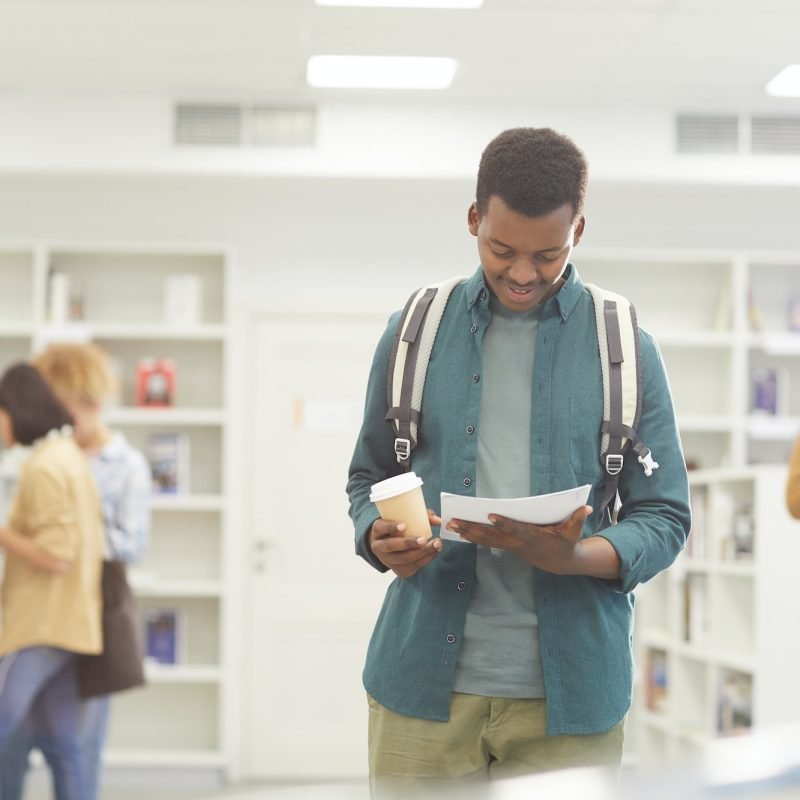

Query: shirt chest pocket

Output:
[569, 393, 605, 481]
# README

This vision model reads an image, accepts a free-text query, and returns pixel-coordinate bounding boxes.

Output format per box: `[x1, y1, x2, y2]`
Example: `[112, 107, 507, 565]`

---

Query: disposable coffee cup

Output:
[369, 472, 432, 540]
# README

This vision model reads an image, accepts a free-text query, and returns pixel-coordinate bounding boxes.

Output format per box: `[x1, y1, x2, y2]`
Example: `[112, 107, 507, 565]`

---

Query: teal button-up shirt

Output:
[347, 263, 690, 735]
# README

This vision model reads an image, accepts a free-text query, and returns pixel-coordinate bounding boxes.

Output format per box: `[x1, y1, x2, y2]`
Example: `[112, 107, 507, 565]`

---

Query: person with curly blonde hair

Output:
[2, 342, 151, 800]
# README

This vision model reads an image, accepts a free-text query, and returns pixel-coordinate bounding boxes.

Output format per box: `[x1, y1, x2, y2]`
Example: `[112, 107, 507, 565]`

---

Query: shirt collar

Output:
[96, 431, 128, 462]
[465, 265, 489, 310]
[554, 262, 584, 321]
[465, 262, 584, 320]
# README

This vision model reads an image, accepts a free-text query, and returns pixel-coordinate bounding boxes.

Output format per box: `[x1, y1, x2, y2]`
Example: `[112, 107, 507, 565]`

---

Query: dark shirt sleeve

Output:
[346, 312, 404, 572]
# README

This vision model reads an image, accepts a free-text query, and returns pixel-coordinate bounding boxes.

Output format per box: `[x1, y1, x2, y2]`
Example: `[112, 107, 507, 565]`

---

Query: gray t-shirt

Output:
[452, 295, 545, 698]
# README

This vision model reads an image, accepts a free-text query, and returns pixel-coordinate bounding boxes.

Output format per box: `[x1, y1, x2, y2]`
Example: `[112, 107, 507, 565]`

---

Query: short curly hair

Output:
[34, 342, 116, 407]
[475, 127, 588, 219]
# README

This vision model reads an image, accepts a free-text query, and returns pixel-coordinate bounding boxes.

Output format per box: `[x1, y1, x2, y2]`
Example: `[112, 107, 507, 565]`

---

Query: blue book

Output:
[145, 609, 181, 664]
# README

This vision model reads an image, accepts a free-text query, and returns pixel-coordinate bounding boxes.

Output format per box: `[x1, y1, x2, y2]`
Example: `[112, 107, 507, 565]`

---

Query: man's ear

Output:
[467, 202, 480, 237]
[573, 215, 586, 246]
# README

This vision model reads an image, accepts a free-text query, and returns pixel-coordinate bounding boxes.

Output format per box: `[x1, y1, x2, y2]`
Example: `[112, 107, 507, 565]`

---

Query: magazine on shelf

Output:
[147, 432, 190, 494]
[144, 608, 183, 665]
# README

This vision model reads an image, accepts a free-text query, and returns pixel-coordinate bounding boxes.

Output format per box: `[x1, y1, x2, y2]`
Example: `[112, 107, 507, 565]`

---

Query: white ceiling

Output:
[1, 0, 800, 112]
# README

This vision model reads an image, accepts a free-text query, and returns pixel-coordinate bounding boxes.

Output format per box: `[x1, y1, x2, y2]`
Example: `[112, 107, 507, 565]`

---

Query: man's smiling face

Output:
[469, 195, 584, 313]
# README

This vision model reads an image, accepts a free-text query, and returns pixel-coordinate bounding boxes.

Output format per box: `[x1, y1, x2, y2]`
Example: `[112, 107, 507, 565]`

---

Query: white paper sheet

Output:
[439, 484, 592, 542]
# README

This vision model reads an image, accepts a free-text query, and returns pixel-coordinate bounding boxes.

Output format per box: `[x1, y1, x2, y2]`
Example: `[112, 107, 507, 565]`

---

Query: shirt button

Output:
[457, 581, 466, 590]
[447, 634, 456, 643]
[472, 374, 480, 383]
[480, 291, 487, 301]
[466, 425, 474, 434]
[471, 324, 478, 333]
[463, 477, 472, 487]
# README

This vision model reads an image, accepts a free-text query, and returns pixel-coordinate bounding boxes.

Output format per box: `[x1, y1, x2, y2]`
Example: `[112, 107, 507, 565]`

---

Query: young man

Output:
[347, 127, 690, 796]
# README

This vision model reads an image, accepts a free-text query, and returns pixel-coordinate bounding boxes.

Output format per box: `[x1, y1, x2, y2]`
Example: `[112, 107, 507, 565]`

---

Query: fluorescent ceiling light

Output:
[316, 1, 482, 7]
[307, 55, 457, 89]
[766, 65, 800, 97]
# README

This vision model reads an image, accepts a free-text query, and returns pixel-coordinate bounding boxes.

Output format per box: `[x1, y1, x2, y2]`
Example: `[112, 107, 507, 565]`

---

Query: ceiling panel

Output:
[0, 0, 799, 109]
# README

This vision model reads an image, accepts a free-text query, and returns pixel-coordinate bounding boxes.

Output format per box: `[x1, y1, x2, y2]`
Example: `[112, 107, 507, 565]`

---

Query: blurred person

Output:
[347, 127, 691, 797]
[786, 435, 800, 519]
[0, 363, 104, 800]
[32, 342, 151, 800]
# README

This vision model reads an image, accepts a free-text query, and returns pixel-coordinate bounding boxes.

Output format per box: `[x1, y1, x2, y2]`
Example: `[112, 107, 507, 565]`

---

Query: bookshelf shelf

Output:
[150, 493, 226, 512]
[133, 579, 225, 598]
[0, 240, 232, 775]
[746, 415, 800, 440]
[88, 323, 227, 341]
[145, 663, 224, 683]
[135, 576, 226, 597]
[678, 415, 738, 433]
[106, 407, 227, 426]
[748, 332, 800, 355]
[0, 324, 36, 337]
[103, 749, 227, 769]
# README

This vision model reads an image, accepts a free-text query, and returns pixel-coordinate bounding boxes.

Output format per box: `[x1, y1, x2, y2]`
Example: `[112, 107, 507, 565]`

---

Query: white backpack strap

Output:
[586, 283, 659, 521]
[386, 276, 465, 469]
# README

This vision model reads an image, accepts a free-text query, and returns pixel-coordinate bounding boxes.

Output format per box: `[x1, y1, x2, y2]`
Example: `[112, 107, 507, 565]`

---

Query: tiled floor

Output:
[24, 768, 370, 800]
[198, 782, 370, 800]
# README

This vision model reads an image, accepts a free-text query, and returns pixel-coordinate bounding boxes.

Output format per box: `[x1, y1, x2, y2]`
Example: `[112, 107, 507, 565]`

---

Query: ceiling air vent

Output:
[250, 106, 316, 146]
[676, 114, 739, 154]
[175, 104, 242, 146]
[751, 115, 800, 155]
[174, 103, 316, 147]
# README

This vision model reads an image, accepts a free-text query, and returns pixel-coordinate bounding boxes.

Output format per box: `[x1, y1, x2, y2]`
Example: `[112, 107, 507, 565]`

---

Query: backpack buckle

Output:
[605, 454, 624, 476]
[638, 451, 659, 477]
[394, 437, 411, 462]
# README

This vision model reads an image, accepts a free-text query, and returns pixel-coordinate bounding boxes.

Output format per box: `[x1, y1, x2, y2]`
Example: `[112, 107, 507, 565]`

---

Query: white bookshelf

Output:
[578, 248, 800, 471]
[0, 241, 233, 776]
[633, 466, 800, 768]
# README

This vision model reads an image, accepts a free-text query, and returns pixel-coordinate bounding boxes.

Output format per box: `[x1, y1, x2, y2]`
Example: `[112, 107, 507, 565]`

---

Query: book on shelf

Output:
[730, 504, 755, 561]
[747, 288, 762, 332]
[645, 649, 669, 712]
[144, 608, 183, 665]
[687, 488, 708, 560]
[47, 269, 85, 324]
[682, 575, 708, 645]
[788, 292, 800, 333]
[750, 366, 789, 416]
[135, 358, 177, 407]
[712, 279, 732, 332]
[717, 670, 753, 736]
[147, 432, 190, 494]
[164, 274, 203, 326]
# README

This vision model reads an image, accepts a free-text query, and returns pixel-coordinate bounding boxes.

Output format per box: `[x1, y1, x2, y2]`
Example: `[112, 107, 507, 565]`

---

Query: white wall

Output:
[5, 94, 800, 185]
[1, 174, 800, 314]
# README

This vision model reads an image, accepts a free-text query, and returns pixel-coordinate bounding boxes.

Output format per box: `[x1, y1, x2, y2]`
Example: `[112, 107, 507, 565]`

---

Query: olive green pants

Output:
[368, 693, 625, 799]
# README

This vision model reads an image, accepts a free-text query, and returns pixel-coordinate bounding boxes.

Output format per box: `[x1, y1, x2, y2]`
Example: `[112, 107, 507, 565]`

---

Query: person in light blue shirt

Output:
[347, 127, 691, 797]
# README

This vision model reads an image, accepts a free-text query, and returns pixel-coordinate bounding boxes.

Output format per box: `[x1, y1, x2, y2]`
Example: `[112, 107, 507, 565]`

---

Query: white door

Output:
[242, 312, 393, 779]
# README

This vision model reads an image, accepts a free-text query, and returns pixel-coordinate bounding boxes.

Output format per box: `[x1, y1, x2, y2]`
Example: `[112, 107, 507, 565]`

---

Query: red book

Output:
[135, 358, 176, 407]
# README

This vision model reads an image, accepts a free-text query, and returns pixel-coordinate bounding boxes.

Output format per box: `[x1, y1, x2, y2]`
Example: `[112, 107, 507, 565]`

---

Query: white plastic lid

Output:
[369, 472, 423, 503]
